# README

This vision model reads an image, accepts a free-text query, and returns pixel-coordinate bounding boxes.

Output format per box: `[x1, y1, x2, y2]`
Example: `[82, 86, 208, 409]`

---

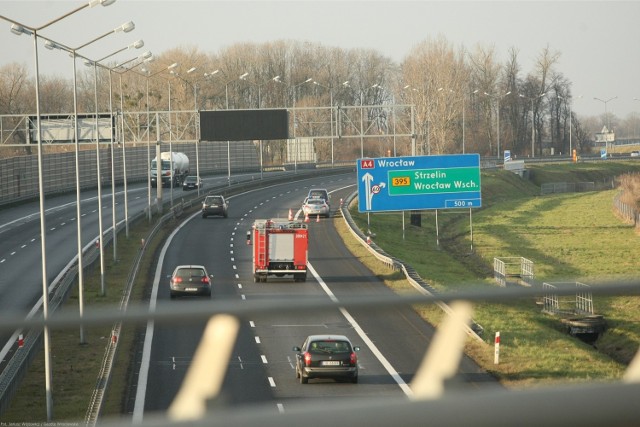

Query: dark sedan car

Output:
[293, 334, 360, 384]
[202, 195, 228, 218]
[169, 265, 212, 298]
[182, 175, 203, 191]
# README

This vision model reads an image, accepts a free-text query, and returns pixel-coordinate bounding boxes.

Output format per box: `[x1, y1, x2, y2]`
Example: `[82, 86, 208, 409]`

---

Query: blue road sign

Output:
[356, 154, 482, 212]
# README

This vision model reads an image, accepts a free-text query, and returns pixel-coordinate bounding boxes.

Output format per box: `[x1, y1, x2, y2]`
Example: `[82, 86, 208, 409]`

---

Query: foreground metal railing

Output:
[2, 281, 639, 427]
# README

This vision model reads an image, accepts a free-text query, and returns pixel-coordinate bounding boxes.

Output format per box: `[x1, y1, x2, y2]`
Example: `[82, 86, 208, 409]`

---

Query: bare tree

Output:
[467, 44, 501, 155]
[572, 115, 593, 154]
[0, 62, 32, 115]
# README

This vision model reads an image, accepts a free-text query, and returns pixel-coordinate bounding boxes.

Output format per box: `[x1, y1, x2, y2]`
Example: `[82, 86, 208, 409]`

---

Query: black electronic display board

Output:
[199, 109, 289, 141]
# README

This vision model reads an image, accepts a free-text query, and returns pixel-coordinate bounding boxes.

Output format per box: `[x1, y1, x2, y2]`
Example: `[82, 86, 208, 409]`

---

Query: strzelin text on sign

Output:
[356, 154, 482, 212]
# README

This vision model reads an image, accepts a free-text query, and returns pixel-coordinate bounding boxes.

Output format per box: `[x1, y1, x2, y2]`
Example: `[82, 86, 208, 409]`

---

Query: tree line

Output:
[1, 35, 639, 158]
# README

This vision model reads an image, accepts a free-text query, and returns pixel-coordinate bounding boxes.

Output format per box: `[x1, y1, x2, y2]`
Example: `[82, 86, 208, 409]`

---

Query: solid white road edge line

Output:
[307, 262, 414, 397]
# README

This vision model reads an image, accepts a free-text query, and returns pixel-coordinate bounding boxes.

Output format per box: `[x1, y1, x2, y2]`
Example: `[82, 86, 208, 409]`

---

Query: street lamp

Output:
[43, 36, 139, 345]
[3, 0, 118, 419]
[84, 40, 141, 295]
[462, 89, 480, 154]
[274, 77, 312, 170]
[240, 72, 273, 109]
[437, 88, 479, 154]
[342, 81, 374, 158]
[519, 92, 546, 157]
[484, 91, 511, 157]
[166, 63, 180, 207]
[404, 84, 428, 156]
[219, 71, 249, 183]
[240, 73, 280, 177]
[172, 64, 208, 196]
[594, 96, 617, 153]
[89, 39, 144, 263]
[556, 94, 573, 156]
[594, 96, 617, 135]
[139, 62, 178, 216]
[114, 51, 152, 236]
[313, 80, 337, 165]
[185, 66, 203, 195]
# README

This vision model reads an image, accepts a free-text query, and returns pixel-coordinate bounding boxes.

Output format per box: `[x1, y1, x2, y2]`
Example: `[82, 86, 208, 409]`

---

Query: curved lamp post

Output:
[519, 92, 546, 158]
[274, 76, 313, 171]
[593, 96, 617, 152]
[139, 62, 179, 216]
[113, 50, 152, 238]
[85, 37, 142, 266]
[83, 36, 139, 296]
[593, 96, 617, 135]
[42, 26, 136, 346]
[556, 94, 573, 156]
[240, 73, 280, 176]
[484, 91, 511, 158]
[312, 80, 337, 164]
[173, 65, 206, 196]
[2, 0, 118, 419]
[220, 71, 248, 183]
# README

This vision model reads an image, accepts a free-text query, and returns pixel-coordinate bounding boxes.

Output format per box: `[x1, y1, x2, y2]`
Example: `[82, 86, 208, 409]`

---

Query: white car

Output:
[302, 197, 330, 218]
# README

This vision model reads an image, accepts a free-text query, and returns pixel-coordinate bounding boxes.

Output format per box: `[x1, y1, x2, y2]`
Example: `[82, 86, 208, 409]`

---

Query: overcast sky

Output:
[1, 0, 638, 118]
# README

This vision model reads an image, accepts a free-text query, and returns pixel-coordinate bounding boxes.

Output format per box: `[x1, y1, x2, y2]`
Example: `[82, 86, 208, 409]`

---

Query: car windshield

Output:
[175, 268, 206, 279]
[206, 197, 223, 204]
[186, 177, 196, 182]
[309, 340, 351, 354]
[307, 199, 325, 205]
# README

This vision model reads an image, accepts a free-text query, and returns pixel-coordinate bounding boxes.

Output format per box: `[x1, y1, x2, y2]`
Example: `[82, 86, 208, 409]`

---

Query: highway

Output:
[0, 169, 496, 420]
[133, 173, 495, 419]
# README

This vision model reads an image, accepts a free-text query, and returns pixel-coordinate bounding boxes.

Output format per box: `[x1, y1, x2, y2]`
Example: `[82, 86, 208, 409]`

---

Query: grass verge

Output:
[2, 217, 176, 422]
[344, 163, 640, 388]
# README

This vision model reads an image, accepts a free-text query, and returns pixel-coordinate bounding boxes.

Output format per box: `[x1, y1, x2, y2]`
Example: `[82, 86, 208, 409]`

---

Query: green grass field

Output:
[3, 160, 640, 421]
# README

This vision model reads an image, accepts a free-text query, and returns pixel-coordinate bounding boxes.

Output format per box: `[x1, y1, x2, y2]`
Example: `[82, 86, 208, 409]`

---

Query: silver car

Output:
[302, 197, 330, 218]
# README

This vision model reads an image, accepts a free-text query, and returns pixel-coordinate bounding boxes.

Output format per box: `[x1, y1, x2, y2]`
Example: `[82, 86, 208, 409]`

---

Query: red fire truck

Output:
[250, 219, 309, 282]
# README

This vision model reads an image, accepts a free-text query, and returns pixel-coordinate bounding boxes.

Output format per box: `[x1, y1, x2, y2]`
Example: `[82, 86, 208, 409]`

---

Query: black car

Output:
[202, 195, 229, 218]
[169, 265, 212, 298]
[293, 334, 360, 384]
[182, 175, 203, 191]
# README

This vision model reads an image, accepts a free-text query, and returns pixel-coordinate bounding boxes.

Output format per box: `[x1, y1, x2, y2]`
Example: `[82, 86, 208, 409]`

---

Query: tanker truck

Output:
[150, 152, 189, 188]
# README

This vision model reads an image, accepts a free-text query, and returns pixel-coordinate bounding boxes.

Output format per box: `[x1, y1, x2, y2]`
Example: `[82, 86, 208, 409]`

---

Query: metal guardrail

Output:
[339, 191, 485, 339]
[614, 191, 640, 227]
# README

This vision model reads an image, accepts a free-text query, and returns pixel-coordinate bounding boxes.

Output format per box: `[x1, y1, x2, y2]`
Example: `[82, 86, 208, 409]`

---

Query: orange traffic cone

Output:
[288, 208, 293, 221]
[366, 235, 372, 245]
[316, 214, 320, 223]
[304, 213, 310, 223]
